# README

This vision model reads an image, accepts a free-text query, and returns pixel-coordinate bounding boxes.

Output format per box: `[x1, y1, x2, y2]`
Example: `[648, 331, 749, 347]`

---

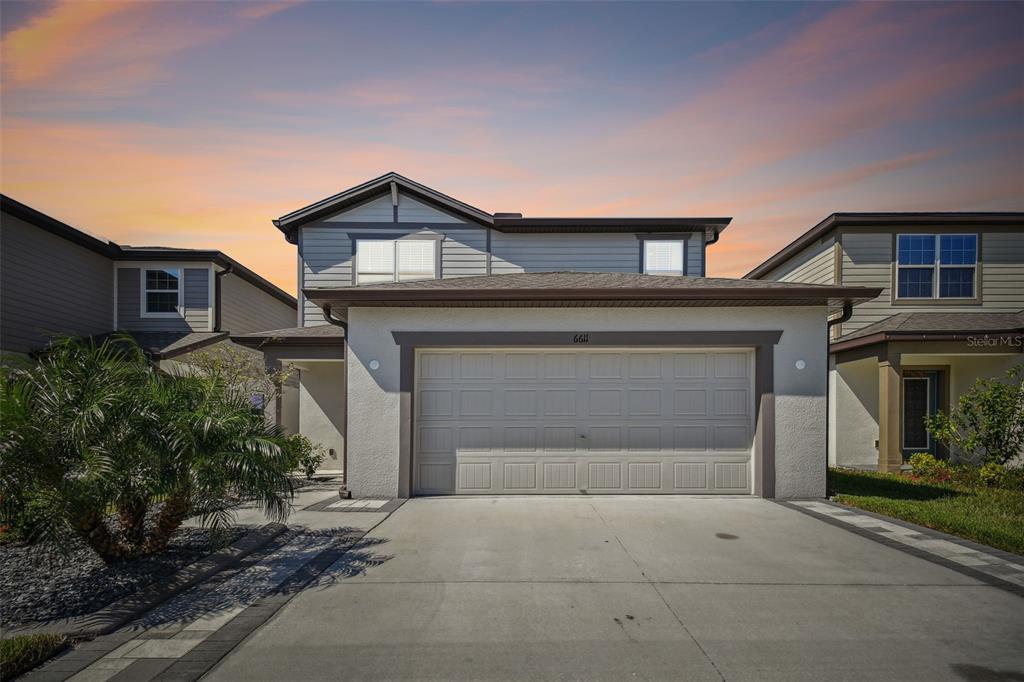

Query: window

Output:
[355, 239, 437, 283]
[643, 240, 685, 276]
[143, 268, 182, 315]
[896, 234, 977, 299]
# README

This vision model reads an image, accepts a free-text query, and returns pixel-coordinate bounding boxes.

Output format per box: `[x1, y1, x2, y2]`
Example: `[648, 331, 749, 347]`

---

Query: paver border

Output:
[302, 497, 405, 513]
[8, 523, 288, 640]
[149, 519, 390, 681]
[777, 499, 1024, 598]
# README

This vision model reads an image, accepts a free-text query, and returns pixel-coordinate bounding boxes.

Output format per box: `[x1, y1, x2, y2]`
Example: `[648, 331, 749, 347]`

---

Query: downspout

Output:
[321, 304, 350, 495]
[321, 304, 348, 333]
[214, 265, 234, 332]
[824, 301, 854, 491]
[702, 228, 719, 277]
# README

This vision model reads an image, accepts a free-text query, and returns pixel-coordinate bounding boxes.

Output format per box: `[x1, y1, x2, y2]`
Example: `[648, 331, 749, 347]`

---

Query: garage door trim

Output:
[394, 330, 781, 499]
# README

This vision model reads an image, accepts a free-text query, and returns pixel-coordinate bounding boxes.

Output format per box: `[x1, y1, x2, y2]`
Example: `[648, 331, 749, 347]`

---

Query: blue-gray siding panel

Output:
[219, 272, 296, 335]
[117, 266, 210, 331]
[1, 213, 113, 354]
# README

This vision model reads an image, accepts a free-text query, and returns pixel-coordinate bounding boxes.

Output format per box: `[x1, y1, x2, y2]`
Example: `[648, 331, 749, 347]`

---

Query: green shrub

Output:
[0, 634, 67, 679]
[978, 462, 1007, 488]
[0, 336, 294, 562]
[926, 365, 1024, 466]
[283, 434, 327, 480]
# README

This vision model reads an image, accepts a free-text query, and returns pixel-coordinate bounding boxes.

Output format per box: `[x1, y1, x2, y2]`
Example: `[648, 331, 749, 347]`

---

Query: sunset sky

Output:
[2, 1, 1022, 291]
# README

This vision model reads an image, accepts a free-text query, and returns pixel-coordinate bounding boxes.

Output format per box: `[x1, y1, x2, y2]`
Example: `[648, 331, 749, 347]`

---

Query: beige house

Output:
[746, 213, 1023, 471]
[237, 173, 880, 498]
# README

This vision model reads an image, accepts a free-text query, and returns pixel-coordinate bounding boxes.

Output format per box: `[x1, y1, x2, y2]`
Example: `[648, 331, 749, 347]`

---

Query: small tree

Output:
[926, 365, 1024, 466]
[186, 345, 292, 412]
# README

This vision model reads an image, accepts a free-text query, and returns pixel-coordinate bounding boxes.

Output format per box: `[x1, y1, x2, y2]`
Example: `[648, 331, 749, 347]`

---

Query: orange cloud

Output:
[1, 2, 136, 86]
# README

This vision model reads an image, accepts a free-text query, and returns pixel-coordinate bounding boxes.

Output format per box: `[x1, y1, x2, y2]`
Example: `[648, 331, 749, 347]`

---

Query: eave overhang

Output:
[304, 285, 881, 320]
[830, 328, 1024, 354]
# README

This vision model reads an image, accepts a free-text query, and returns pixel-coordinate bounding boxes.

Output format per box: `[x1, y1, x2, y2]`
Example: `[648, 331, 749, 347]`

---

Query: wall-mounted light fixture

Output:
[369, 360, 381, 370]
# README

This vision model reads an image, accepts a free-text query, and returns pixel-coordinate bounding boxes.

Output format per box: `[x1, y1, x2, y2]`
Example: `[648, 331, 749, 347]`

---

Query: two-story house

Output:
[234, 173, 880, 499]
[1, 195, 299, 428]
[746, 213, 1023, 472]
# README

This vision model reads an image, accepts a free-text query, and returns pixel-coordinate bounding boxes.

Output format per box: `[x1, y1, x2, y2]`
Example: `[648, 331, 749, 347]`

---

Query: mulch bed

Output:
[0, 526, 247, 628]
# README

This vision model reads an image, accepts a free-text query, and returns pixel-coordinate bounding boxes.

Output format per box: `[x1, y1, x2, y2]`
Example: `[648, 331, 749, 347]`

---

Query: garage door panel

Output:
[673, 462, 708, 490]
[587, 462, 622, 489]
[503, 462, 537, 490]
[414, 349, 753, 495]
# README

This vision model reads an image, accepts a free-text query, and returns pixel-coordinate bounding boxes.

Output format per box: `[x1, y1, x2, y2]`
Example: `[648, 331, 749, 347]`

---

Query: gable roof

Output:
[273, 172, 494, 238]
[745, 212, 1024, 280]
[303, 271, 881, 318]
[1, 194, 296, 309]
[272, 172, 731, 242]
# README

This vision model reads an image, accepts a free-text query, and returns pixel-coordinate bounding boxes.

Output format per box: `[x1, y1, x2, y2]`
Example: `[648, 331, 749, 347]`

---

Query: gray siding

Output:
[491, 232, 704, 276]
[491, 233, 638, 274]
[325, 194, 393, 223]
[219, 272, 296, 335]
[0, 213, 113, 354]
[840, 230, 1024, 333]
[301, 224, 488, 326]
[297, 189, 712, 325]
[116, 266, 211, 332]
[761, 236, 836, 284]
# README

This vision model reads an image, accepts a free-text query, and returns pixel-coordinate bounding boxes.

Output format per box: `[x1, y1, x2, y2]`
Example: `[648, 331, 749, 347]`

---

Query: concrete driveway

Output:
[206, 497, 1024, 681]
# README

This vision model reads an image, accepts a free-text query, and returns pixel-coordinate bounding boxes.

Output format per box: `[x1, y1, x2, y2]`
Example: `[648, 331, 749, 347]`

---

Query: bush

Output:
[0, 336, 294, 561]
[908, 453, 952, 482]
[978, 462, 1007, 488]
[926, 365, 1024, 466]
[0, 634, 67, 679]
[283, 434, 327, 480]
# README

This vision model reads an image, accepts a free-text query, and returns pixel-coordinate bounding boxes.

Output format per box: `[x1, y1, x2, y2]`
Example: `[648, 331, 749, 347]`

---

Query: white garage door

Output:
[414, 349, 754, 495]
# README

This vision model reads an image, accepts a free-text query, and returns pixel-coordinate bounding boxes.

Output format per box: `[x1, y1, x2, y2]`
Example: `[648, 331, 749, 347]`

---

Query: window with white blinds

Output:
[643, 240, 685, 275]
[356, 239, 437, 283]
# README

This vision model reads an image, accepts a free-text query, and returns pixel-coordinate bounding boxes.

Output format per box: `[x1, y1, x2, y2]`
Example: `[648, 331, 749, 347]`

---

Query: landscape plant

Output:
[925, 365, 1024, 467]
[0, 336, 294, 561]
[283, 434, 327, 479]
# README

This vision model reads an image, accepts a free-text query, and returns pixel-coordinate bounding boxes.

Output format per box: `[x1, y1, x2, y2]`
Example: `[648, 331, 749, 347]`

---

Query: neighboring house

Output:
[746, 213, 1024, 472]
[0, 195, 299, 429]
[234, 172, 879, 498]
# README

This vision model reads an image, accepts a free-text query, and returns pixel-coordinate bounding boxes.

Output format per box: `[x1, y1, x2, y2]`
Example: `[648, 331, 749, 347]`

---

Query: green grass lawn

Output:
[0, 634, 67, 679]
[827, 468, 1024, 556]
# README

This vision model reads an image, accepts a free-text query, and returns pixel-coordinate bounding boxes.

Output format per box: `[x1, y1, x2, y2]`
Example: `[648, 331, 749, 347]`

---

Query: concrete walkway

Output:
[202, 496, 1024, 682]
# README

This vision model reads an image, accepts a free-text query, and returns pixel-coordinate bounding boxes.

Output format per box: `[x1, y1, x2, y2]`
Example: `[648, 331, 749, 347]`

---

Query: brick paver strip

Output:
[10, 523, 288, 642]
[779, 499, 1024, 598]
[152, 528, 383, 681]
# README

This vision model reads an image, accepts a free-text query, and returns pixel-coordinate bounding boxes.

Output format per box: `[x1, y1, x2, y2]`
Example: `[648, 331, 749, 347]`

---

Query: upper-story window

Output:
[896, 234, 977, 299]
[142, 268, 182, 315]
[355, 239, 437, 284]
[643, 240, 686, 276]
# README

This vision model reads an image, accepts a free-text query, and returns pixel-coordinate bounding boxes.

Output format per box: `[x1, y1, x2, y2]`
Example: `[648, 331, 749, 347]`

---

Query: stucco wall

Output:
[298, 363, 346, 472]
[346, 306, 828, 499]
[831, 357, 880, 468]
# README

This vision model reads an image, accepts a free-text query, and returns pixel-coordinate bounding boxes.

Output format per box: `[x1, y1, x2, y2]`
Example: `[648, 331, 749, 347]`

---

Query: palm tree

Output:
[0, 336, 293, 562]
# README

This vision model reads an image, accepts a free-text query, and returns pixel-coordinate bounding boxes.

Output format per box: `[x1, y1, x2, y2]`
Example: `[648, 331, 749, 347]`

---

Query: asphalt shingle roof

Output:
[836, 311, 1024, 343]
[344, 271, 849, 291]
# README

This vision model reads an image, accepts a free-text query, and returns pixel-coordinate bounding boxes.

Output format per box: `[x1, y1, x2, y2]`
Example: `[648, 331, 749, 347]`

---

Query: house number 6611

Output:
[573, 334, 590, 344]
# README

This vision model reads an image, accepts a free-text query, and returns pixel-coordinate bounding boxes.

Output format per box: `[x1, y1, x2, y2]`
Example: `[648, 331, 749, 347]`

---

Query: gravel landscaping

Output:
[0, 526, 248, 628]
